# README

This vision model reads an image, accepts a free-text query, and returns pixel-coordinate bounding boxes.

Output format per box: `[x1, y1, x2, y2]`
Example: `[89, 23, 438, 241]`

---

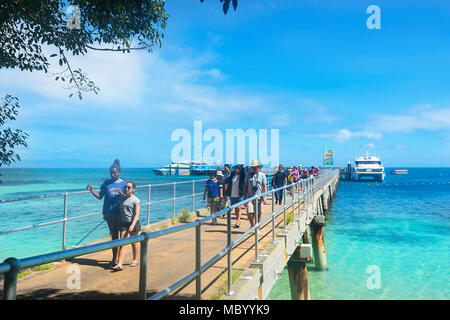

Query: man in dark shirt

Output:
[272, 164, 287, 205]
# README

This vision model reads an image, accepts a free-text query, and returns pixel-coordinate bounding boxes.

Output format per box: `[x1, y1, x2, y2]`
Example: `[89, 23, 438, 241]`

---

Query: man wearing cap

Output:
[243, 160, 267, 227]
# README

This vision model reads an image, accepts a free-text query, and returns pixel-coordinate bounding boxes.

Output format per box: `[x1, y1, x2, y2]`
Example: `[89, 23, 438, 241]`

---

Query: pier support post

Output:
[328, 185, 332, 205]
[317, 196, 324, 217]
[321, 193, 328, 214]
[287, 244, 312, 300]
[311, 216, 327, 271]
[302, 225, 311, 244]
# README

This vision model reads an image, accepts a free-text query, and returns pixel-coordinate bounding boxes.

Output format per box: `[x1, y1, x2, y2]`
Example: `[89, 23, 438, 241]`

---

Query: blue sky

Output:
[2, 0, 450, 167]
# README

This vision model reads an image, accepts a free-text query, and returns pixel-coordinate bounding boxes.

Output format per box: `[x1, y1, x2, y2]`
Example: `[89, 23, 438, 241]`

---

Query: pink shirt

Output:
[292, 170, 299, 180]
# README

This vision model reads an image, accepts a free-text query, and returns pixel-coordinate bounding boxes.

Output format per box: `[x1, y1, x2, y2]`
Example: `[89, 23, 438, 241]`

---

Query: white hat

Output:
[216, 171, 224, 177]
[249, 160, 261, 167]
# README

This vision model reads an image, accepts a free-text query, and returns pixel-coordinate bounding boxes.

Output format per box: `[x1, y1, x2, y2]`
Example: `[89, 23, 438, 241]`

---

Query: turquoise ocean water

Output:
[1, 167, 449, 299]
[0, 168, 207, 261]
[268, 167, 450, 300]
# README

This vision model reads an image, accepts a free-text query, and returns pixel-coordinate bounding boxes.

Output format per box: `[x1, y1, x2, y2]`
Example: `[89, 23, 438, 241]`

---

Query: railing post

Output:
[62, 192, 68, 250]
[226, 208, 233, 295]
[309, 178, 312, 206]
[139, 233, 149, 300]
[173, 183, 176, 219]
[271, 188, 276, 243]
[292, 182, 295, 213]
[254, 199, 260, 263]
[283, 188, 287, 231]
[147, 185, 151, 227]
[192, 180, 195, 212]
[3, 257, 20, 300]
[195, 223, 202, 300]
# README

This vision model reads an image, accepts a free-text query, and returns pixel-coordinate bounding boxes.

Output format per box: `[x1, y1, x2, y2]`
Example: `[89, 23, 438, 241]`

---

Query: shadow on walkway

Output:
[67, 258, 112, 270]
[2, 288, 195, 300]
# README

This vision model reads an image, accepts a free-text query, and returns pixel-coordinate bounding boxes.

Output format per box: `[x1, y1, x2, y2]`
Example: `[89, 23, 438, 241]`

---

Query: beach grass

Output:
[18, 263, 54, 279]
[210, 269, 243, 300]
[286, 211, 294, 225]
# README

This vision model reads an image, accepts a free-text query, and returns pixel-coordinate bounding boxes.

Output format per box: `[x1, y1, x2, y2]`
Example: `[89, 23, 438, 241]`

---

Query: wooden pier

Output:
[222, 170, 339, 300]
[1, 170, 339, 300]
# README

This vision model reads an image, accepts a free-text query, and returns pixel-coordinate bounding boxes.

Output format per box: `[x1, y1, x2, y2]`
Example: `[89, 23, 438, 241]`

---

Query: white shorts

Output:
[245, 201, 255, 213]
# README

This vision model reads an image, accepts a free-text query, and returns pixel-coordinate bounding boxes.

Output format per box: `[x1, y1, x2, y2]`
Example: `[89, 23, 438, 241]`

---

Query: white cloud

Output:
[371, 104, 450, 133]
[301, 129, 382, 143]
[299, 104, 450, 144]
[335, 129, 382, 143]
[1, 46, 274, 125]
[0, 48, 146, 106]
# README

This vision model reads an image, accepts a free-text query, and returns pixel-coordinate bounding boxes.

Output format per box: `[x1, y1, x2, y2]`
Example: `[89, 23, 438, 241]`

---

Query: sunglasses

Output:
[124, 186, 133, 189]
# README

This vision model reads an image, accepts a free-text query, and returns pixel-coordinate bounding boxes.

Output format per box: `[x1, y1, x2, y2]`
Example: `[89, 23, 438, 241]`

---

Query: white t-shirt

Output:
[231, 175, 240, 198]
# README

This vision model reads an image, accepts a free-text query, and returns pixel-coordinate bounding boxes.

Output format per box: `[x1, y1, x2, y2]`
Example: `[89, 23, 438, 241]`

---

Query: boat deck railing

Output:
[0, 169, 338, 300]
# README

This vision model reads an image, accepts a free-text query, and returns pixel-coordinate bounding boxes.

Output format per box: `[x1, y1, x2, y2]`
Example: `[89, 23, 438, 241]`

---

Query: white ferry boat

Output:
[351, 151, 385, 182]
[153, 160, 204, 176]
[391, 169, 408, 175]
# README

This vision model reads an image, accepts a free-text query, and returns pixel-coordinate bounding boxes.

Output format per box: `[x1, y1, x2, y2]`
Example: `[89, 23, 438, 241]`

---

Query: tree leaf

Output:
[223, 1, 230, 14]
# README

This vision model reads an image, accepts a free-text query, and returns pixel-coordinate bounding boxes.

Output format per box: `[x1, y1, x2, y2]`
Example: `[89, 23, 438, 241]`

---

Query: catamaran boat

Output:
[351, 151, 385, 182]
[391, 169, 408, 175]
[152, 161, 204, 176]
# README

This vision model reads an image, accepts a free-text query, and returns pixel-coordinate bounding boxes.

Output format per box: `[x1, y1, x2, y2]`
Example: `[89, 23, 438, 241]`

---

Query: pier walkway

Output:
[1, 170, 339, 300]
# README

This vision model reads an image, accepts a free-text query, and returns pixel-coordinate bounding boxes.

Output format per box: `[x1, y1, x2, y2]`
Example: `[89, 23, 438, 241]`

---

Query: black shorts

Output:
[104, 215, 120, 238]
[119, 220, 141, 233]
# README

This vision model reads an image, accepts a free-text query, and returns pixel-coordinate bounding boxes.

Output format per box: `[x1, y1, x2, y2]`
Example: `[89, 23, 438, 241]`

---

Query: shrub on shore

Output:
[178, 209, 192, 223]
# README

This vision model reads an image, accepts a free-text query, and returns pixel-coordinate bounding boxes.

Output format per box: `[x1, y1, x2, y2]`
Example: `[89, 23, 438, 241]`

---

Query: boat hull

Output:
[153, 168, 170, 176]
[352, 172, 385, 182]
[190, 169, 217, 176]
[152, 168, 190, 176]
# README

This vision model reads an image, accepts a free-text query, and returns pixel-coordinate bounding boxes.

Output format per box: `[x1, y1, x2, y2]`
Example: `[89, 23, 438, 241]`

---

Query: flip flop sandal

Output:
[111, 265, 123, 272]
[129, 262, 139, 267]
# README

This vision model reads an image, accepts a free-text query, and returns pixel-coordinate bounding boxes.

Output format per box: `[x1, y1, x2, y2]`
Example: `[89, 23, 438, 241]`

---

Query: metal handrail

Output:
[0, 175, 274, 242]
[0, 169, 338, 300]
[0, 180, 207, 204]
[0, 178, 210, 242]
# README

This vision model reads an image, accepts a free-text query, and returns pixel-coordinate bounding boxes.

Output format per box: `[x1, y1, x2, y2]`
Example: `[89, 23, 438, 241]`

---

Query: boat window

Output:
[356, 161, 381, 165]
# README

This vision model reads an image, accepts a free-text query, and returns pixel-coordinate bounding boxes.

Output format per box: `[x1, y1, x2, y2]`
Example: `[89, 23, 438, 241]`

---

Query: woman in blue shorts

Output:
[87, 159, 127, 266]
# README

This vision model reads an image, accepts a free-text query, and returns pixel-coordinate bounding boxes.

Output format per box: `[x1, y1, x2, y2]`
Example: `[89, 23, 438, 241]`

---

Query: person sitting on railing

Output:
[112, 181, 141, 271]
[203, 171, 222, 225]
[243, 160, 267, 228]
[224, 165, 246, 228]
[272, 164, 287, 205]
[313, 166, 321, 177]
[86, 159, 127, 267]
